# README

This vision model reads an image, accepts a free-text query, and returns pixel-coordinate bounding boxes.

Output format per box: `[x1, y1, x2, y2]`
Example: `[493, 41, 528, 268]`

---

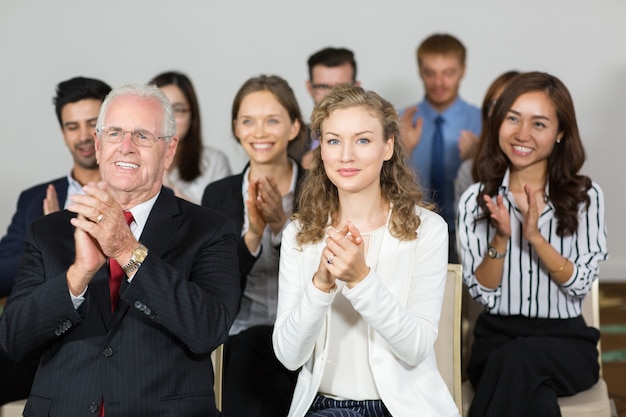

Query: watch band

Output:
[121, 245, 148, 274]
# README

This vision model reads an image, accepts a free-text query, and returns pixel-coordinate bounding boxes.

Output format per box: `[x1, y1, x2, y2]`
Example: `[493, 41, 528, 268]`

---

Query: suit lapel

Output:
[109, 188, 181, 329]
[137, 187, 182, 257]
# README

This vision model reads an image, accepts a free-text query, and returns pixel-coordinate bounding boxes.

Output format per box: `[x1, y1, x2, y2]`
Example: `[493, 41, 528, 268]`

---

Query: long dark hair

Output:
[475, 71, 591, 236]
[149, 71, 202, 182]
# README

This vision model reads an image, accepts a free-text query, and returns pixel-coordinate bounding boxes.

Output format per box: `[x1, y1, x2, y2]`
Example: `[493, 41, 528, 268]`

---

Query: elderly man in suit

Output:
[0, 83, 241, 417]
[0, 76, 111, 406]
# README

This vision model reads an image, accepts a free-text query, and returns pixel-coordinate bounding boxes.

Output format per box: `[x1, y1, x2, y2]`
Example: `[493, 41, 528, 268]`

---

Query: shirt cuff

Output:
[270, 219, 291, 247]
[70, 286, 87, 309]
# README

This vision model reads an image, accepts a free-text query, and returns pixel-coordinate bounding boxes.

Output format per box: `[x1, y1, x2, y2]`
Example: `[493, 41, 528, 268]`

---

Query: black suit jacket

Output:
[201, 163, 305, 291]
[0, 177, 68, 297]
[0, 187, 241, 417]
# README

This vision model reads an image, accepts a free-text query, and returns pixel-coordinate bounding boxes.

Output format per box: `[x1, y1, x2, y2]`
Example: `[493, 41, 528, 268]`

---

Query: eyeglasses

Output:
[97, 126, 171, 147]
[311, 82, 354, 92]
[172, 105, 190, 117]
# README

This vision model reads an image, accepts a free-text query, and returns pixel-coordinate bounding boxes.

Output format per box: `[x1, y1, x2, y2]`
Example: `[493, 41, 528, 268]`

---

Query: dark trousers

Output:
[306, 395, 392, 417]
[468, 313, 600, 417]
[222, 325, 298, 417]
[448, 230, 459, 264]
[0, 349, 37, 405]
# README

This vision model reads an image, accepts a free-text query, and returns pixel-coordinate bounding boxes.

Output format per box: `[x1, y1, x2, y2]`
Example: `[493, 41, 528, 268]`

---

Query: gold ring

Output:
[96, 214, 104, 224]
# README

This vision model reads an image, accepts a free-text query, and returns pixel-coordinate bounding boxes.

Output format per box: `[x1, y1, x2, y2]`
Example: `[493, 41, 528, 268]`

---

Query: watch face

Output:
[488, 247, 505, 258]
[134, 246, 148, 262]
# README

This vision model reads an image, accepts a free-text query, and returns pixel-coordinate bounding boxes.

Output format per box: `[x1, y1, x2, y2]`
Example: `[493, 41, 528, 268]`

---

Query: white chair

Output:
[434, 264, 463, 415]
[211, 343, 224, 411]
[0, 399, 26, 417]
[461, 280, 613, 417]
[0, 343, 225, 416]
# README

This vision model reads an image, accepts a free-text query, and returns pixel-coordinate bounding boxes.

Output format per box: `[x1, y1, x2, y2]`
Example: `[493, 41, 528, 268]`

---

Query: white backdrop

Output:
[1, 0, 625, 281]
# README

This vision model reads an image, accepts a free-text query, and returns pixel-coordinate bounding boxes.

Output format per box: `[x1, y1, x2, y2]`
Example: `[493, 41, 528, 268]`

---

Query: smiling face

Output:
[419, 54, 465, 112]
[320, 106, 394, 196]
[233, 90, 299, 167]
[498, 91, 563, 174]
[61, 98, 102, 171]
[95, 94, 178, 205]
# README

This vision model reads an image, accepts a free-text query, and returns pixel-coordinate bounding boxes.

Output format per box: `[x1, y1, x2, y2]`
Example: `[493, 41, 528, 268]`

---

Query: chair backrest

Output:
[581, 280, 603, 375]
[211, 344, 224, 411]
[581, 280, 599, 328]
[435, 263, 463, 415]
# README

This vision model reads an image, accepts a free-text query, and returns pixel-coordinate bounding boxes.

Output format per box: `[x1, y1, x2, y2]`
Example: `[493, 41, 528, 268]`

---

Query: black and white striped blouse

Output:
[457, 170, 608, 319]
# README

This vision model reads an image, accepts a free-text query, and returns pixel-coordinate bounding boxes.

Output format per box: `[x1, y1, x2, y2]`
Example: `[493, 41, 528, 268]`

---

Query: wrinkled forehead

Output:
[103, 95, 163, 131]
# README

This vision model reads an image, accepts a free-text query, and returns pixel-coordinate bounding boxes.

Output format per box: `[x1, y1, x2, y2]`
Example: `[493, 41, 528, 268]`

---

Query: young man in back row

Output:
[400, 33, 481, 263]
[0, 76, 112, 405]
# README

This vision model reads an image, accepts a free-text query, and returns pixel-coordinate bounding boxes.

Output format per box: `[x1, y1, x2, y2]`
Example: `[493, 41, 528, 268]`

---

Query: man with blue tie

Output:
[400, 33, 481, 262]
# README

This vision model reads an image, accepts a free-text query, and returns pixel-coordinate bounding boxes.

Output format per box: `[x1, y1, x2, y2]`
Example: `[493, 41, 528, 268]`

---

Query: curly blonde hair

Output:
[295, 85, 431, 245]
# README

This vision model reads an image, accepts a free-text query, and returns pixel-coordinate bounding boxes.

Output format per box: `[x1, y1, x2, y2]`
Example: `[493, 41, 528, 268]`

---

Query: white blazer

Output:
[273, 206, 460, 417]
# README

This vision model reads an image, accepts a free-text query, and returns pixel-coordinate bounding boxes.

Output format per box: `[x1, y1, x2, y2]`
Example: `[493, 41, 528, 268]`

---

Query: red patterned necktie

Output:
[108, 211, 134, 312]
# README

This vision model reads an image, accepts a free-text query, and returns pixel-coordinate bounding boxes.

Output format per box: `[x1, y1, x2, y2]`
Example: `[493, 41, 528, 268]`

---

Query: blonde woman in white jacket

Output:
[272, 85, 459, 417]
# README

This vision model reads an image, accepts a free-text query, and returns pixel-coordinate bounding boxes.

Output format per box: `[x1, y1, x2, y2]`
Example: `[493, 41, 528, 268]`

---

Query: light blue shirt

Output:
[405, 97, 481, 231]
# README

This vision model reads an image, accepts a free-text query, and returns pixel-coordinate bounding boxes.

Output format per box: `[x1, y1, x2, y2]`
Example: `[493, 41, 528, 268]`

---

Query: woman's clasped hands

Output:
[313, 221, 370, 292]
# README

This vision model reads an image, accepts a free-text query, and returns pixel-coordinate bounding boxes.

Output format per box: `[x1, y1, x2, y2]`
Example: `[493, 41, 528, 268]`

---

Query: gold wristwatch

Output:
[121, 245, 148, 274]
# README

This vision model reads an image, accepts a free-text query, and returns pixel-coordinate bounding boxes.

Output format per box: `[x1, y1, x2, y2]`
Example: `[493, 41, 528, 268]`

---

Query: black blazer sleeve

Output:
[0, 177, 67, 297]
[202, 173, 258, 290]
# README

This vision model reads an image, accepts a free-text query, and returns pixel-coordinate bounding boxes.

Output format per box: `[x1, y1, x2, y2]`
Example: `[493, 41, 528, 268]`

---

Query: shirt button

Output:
[372, 357, 383, 366]
[103, 347, 114, 357]
[88, 402, 99, 413]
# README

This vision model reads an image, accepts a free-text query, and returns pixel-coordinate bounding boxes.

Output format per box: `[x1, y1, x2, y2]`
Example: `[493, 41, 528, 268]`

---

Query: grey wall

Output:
[1, 0, 625, 281]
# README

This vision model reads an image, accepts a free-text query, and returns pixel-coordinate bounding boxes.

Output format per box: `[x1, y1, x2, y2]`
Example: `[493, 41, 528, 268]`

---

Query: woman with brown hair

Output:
[457, 72, 608, 416]
[273, 85, 458, 417]
[202, 74, 306, 417]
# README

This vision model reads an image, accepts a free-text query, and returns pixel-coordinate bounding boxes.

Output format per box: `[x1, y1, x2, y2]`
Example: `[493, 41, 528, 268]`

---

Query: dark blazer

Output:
[201, 162, 306, 291]
[0, 187, 241, 417]
[0, 177, 68, 297]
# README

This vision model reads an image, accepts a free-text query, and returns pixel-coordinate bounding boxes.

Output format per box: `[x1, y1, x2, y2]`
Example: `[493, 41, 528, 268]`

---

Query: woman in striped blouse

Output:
[457, 71, 608, 417]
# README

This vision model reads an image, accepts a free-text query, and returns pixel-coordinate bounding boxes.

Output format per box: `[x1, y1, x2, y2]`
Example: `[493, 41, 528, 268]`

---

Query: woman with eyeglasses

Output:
[457, 72, 608, 416]
[272, 85, 459, 417]
[201, 74, 306, 417]
[149, 71, 231, 204]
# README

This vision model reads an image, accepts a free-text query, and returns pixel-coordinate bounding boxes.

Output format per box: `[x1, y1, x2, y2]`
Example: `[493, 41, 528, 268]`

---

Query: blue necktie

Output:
[431, 115, 445, 209]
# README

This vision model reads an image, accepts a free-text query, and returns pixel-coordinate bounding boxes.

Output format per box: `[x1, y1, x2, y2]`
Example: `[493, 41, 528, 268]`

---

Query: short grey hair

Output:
[96, 83, 176, 140]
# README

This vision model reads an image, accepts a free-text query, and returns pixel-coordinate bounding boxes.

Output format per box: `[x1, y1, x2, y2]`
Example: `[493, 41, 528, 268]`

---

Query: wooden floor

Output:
[599, 283, 626, 417]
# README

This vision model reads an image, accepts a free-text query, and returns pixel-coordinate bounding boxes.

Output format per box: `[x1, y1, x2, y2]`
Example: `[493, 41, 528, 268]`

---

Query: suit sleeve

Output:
[0, 213, 84, 360]
[202, 179, 258, 291]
